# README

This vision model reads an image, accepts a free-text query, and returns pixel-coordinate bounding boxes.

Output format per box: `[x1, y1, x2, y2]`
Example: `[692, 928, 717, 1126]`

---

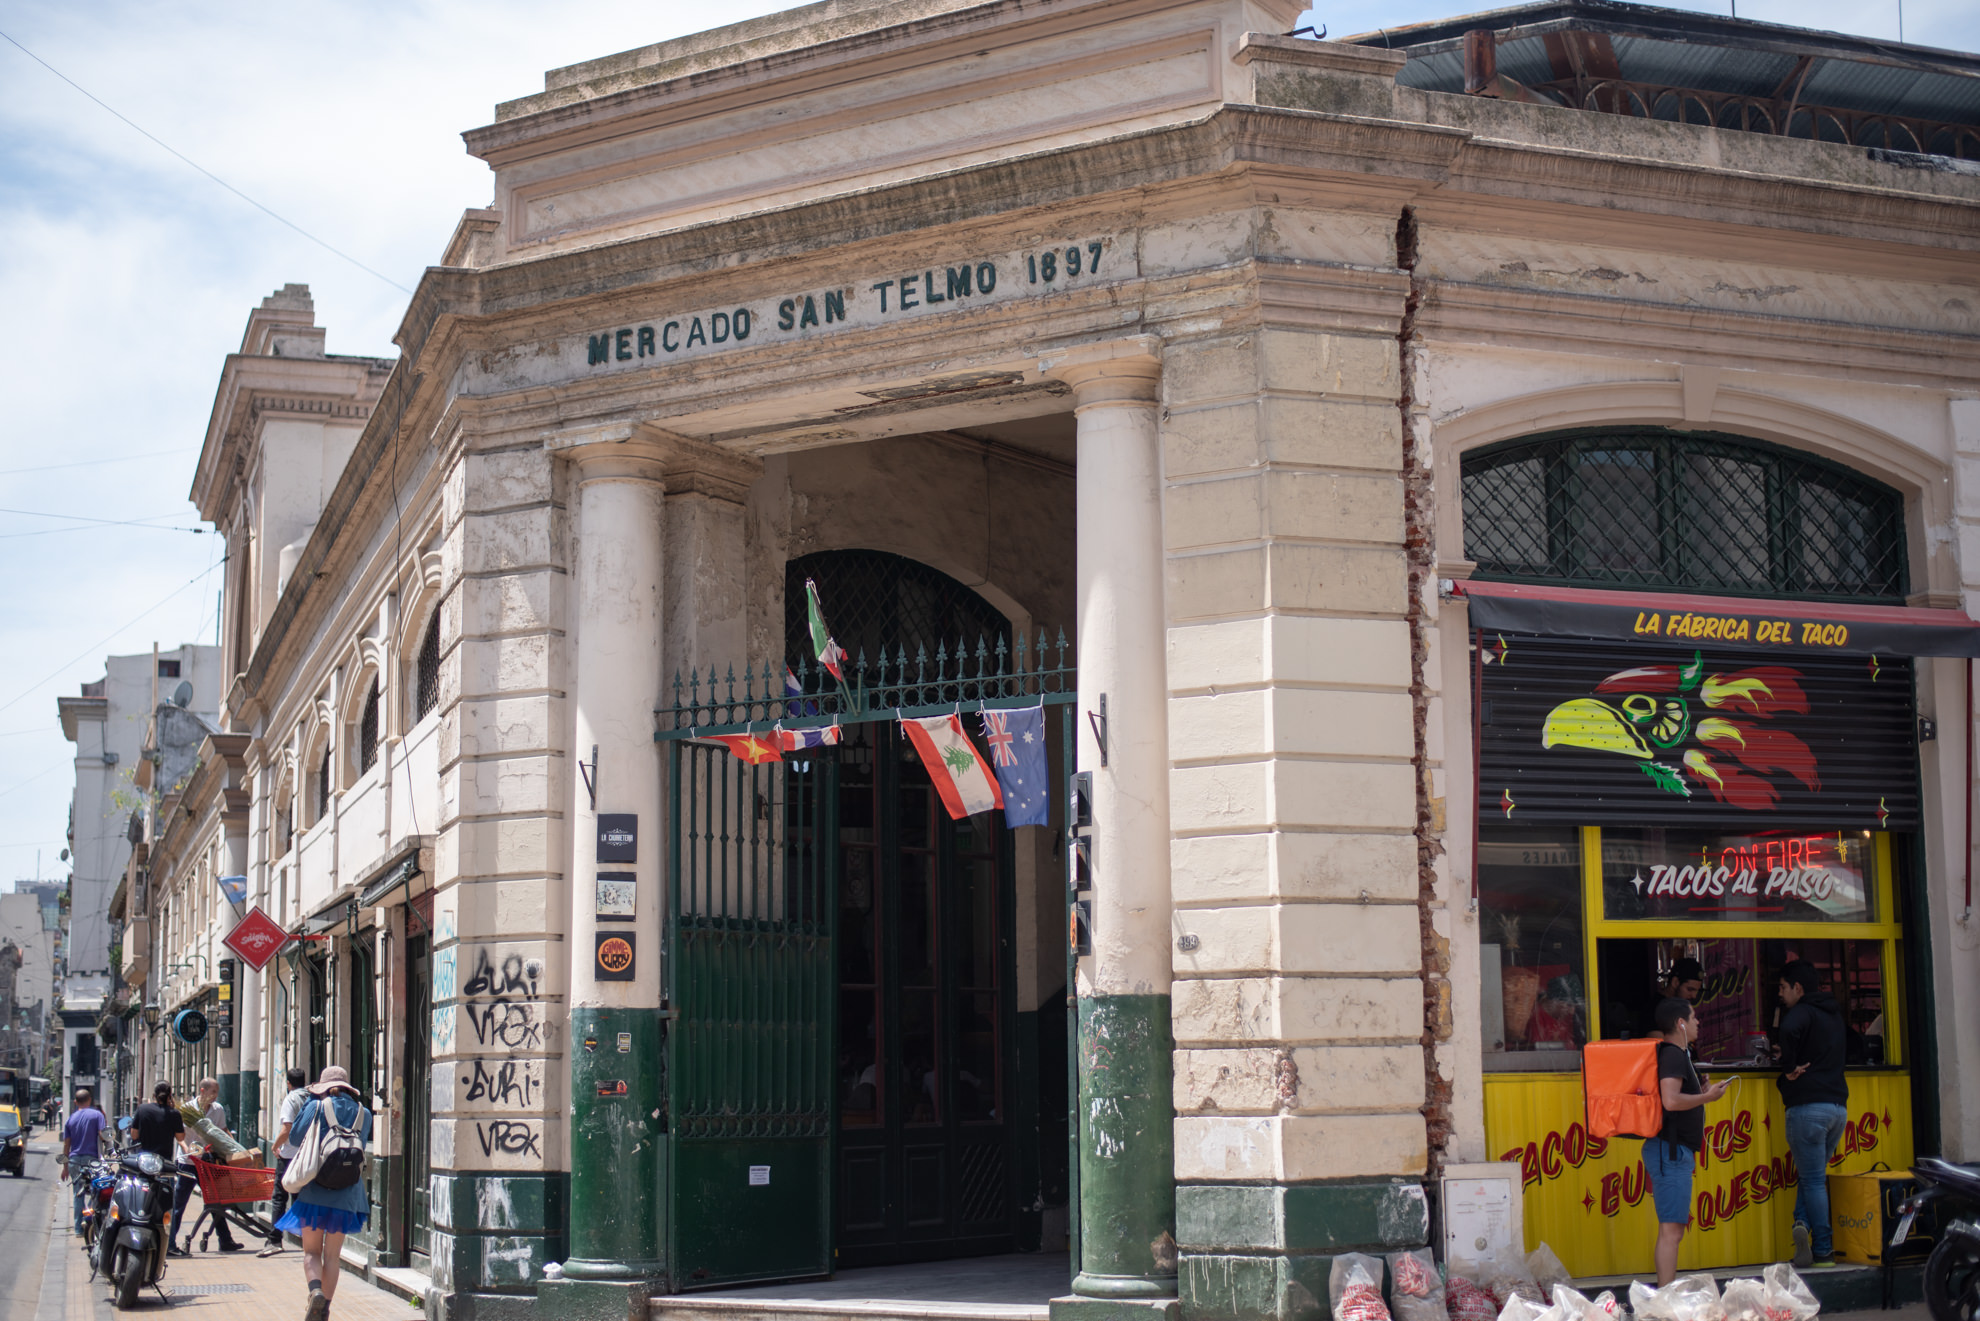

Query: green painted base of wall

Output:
[1049, 1296, 1182, 1321]
[534, 1279, 651, 1321]
[1176, 1182, 1430, 1321]
[235, 1070, 258, 1151]
[566, 1007, 665, 1279]
[1074, 995, 1174, 1299]
[427, 1171, 567, 1304]
[426, 1290, 541, 1321]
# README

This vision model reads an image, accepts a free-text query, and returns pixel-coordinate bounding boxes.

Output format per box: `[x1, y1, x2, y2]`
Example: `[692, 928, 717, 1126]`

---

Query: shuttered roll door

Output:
[1477, 632, 1919, 828]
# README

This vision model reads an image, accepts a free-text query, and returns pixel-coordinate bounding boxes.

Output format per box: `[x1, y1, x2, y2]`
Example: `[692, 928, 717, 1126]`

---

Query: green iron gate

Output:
[666, 740, 837, 1288]
[659, 620, 1077, 1291]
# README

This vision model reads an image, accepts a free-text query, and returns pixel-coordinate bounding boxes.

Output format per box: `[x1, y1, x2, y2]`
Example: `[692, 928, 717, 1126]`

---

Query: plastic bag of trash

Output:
[1630, 1275, 1723, 1321]
[1331, 1254, 1393, 1321]
[1386, 1249, 1449, 1321]
[1721, 1277, 1768, 1321]
[1527, 1245, 1573, 1295]
[1479, 1246, 1545, 1309]
[1549, 1284, 1621, 1321]
[1447, 1275, 1500, 1321]
[1761, 1265, 1820, 1321]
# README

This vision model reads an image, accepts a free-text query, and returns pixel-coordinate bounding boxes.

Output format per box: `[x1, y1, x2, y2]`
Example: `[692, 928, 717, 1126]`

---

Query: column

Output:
[1162, 315, 1428, 1321]
[1042, 338, 1179, 1311]
[559, 439, 670, 1290]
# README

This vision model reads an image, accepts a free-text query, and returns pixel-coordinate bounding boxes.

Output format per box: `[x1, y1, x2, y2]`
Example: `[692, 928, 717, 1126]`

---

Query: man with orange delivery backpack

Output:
[1586, 999, 1731, 1285]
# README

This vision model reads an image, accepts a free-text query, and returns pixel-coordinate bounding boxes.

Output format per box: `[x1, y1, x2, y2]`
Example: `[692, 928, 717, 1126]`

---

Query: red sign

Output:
[222, 905, 290, 972]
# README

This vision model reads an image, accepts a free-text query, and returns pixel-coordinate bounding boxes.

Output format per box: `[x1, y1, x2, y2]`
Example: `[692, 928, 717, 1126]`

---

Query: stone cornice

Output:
[191, 352, 393, 522]
[239, 97, 1980, 707]
[471, 0, 1278, 161]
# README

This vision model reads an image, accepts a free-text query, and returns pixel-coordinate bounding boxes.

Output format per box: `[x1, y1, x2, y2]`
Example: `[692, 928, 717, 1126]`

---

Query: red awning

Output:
[1454, 579, 1980, 657]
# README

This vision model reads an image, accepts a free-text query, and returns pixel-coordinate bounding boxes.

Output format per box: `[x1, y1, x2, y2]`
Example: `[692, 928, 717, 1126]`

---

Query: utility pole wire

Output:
[0, 28, 414, 297]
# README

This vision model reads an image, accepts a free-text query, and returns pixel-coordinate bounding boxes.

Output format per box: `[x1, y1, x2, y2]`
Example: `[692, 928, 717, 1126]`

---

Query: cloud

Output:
[1, 0, 1972, 880]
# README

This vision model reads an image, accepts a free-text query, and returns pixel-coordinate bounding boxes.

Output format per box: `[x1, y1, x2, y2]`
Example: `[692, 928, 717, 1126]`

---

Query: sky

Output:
[0, 0, 1975, 887]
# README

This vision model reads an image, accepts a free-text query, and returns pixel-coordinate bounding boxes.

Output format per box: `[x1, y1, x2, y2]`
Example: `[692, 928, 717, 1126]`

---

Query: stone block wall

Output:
[1163, 323, 1432, 1320]
[426, 432, 570, 1320]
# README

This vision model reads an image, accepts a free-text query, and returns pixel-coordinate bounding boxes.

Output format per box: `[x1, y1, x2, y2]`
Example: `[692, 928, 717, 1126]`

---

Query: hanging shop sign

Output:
[221, 905, 291, 972]
[1479, 633, 1919, 829]
[172, 1008, 209, 1045]
[1458, 580, 1980, 657]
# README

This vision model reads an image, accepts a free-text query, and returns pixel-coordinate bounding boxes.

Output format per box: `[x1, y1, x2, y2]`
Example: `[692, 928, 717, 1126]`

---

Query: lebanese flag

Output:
[703, 732, 783, 764]
[901, 715, 1003, 820]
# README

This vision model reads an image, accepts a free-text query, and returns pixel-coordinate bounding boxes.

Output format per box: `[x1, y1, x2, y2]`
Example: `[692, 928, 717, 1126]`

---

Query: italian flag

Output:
[805, 579, 847, 681]
[901, 715, 1003, 820]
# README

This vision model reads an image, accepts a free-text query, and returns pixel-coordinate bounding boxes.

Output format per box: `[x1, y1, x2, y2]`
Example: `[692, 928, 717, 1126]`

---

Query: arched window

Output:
[784, 549, 1011, 676]
[358, 680, 380, 774]
[414, 611, 441, 723]
[314, 744, 331, 822]
[1461, 427, 1907, 600]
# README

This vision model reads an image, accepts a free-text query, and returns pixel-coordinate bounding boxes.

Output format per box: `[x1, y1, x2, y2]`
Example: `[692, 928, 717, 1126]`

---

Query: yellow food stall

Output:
[1460, 579, 1965, 1279]
[1480, 828, 1912, 1277]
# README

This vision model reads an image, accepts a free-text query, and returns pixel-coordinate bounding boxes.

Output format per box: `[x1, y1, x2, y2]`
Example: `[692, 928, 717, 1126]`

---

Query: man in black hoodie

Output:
[1777, 960, 1848, 1268]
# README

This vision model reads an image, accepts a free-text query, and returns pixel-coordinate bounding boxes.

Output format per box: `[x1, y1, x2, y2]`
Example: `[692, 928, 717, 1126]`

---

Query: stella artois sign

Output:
[222, 905, 290, 972]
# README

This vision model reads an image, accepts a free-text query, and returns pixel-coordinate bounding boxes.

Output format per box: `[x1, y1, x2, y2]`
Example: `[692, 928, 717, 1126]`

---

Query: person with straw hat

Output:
[273, 1066, 372, 1321]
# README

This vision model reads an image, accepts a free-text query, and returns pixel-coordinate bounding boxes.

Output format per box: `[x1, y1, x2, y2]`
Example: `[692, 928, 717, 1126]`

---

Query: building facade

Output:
[169, 1, 1980, 1318]
[56, 644, 221, 1118]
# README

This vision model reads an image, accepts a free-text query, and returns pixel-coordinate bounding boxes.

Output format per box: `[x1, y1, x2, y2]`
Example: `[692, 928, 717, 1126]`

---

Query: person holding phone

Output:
[1645, 998, 1731, 1285]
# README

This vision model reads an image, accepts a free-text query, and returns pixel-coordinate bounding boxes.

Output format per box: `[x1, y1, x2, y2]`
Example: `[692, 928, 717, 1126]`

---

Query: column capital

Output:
[1038, 335, 1162, 409]
[548, 423, 762, 502]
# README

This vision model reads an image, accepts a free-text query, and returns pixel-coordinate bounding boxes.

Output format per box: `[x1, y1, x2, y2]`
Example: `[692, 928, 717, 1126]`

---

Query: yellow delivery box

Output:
[1830, 1165, 1927, 1267]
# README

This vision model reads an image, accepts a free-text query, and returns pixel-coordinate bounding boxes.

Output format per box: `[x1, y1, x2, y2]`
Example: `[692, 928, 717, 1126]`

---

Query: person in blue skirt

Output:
[274, 1066, 372, 1321]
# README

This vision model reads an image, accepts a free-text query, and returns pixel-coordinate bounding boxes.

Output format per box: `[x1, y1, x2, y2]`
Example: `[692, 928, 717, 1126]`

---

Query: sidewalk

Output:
[46, 1157, 419, 1321]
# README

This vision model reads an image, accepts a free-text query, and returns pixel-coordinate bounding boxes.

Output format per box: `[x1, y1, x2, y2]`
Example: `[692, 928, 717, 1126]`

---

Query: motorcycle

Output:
[98, 1149, 175, 1310]
[81, 1152, 122, 1268]
[1897, 1157, 1980, 1321]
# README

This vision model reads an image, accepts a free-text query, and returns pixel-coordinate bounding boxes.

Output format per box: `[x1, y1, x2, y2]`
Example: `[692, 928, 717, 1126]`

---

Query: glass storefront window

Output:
[1480, 826, 1588, 1070]
[1601, 826, 1876, 923]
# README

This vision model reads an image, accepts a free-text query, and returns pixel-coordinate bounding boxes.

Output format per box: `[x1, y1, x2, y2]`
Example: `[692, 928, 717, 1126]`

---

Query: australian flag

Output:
[980, 707, 1049, 827]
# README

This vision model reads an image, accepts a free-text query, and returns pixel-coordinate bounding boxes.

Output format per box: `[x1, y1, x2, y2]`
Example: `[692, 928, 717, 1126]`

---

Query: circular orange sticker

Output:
[597, 937, 634, 973]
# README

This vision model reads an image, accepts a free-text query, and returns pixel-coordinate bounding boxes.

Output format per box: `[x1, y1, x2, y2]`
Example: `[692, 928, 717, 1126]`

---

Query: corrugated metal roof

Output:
[1495, 36, 1561, 86]
[1351, 0, 1980, 130]
[1606, 35, 1799, 98]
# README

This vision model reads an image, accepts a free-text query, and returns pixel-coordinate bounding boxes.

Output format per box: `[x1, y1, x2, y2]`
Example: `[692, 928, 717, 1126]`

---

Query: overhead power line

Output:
[0, 28, 414, 297]
[0, 447, 196, 478]
[0, 507, 207, 533]
[0, 559, 225, 719]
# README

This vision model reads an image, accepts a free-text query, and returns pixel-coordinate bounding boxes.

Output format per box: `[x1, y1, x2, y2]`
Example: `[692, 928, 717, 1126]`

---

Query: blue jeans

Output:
[71, 1164, 90, 1235]
[1787, 1101, 1849, 1257]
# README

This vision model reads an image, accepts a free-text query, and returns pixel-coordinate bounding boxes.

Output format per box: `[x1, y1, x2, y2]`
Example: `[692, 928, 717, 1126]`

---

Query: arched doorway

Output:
[660, 550, 1066, 1288]
[789, 551, 1023, 1267]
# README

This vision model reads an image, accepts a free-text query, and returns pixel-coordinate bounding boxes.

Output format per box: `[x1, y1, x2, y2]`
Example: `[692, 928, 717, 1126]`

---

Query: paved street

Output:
[0, 1134, 415, 1321]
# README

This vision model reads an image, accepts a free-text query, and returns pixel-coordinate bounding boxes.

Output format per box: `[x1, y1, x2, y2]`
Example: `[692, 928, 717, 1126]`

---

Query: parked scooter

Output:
[81, 1152, 121, 1268]
[98, 1149, 175, 1310]
[1896, 1157, 1980, 1321]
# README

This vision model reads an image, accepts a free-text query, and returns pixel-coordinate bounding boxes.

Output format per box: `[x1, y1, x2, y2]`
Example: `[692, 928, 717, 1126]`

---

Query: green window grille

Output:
[1461, 428, 1908, 601]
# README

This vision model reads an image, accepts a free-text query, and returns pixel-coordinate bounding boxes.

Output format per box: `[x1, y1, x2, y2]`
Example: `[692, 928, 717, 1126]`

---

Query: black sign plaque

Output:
[597, 814, 638, 863]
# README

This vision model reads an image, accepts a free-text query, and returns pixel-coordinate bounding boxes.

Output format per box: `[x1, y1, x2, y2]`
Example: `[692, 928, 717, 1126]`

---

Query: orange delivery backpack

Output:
[1583, 1039, 1663, 1140]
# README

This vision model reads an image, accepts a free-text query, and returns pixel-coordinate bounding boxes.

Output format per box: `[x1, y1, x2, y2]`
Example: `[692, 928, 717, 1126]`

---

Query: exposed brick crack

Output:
[1397, 206, 1456, 1188]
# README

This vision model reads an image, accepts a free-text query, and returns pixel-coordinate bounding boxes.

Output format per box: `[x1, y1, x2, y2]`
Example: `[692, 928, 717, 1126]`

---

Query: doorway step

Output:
[650, 1253, 1067, 1321]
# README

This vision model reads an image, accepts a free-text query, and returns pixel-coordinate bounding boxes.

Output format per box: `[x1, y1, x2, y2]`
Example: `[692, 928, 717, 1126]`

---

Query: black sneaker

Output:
[217, 1242, 246, 1253]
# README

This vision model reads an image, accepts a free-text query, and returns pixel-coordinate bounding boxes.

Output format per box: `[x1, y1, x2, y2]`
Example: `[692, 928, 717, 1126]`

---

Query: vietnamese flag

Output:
[704, 732, 783, 765]
[901, 715, 1003, 819]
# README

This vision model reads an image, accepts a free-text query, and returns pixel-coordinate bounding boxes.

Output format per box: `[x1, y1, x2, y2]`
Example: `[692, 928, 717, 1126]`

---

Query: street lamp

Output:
[141, 1002, 160, 1031]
